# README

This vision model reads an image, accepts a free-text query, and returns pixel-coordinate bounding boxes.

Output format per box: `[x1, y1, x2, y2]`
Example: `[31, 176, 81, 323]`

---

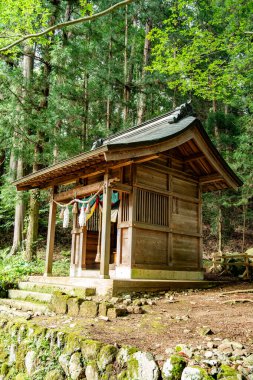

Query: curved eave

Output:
[105, 119, 242, 190]
[194, 120, 243, 189]
[13, 146, 108, 191]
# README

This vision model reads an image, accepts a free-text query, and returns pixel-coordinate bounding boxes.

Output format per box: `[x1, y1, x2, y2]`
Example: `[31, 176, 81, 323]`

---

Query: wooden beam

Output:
[100, 173, 112, 279]
[112, 183, 132, 193]
[44, 188, 57, 276]
[184, 152, 205, 163]
[199, 173, 223, 184]
[54, 181, 103, 202]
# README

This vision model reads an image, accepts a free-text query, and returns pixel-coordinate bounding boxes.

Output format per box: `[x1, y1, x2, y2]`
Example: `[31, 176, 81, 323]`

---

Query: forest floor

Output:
[34, 282, 253, 358]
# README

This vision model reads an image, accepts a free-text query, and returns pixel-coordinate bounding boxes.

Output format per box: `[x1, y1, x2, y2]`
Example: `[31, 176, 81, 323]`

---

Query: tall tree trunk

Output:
[242, 203, 247, 253]
[83, 72, 89, 147]
[11, 157, 25, 255]
[10, 45, 34, 256]
[123, 5, 129, 123]
[106, 37, 112, 130]
[25, 0, 59, 260]
[137, 19, 152, 125]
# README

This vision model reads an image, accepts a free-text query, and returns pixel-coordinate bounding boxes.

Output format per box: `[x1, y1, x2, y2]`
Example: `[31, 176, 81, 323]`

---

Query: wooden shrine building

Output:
[14, 103, 242, 291]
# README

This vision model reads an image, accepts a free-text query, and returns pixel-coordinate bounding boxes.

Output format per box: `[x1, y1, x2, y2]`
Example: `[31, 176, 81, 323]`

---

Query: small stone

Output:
[206, 342, 214, 349]
[107, 307, 128, 319]
[147, 299, 156, 305]
[123, 299, 131, 306]
[243, 354, 253, 366]
[198, 327, 214, 336]
[218, 342, 233, 354]
[232, 349, 246, 358]
[204, 351, 213, 359]
[126, 306, 134, 313]
[181, 367, 205, 380]
[98, 315, 109, 321]
[203, 359, 218, 366]
[133, 299, 142, 306]
[110, 297, 120, 304]
[231, 342, 243, 350]
[133, 306, 144, 314]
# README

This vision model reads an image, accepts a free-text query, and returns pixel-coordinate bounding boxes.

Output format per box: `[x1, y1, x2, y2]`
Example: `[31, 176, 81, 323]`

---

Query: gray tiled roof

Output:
[105, 115, 196, 147]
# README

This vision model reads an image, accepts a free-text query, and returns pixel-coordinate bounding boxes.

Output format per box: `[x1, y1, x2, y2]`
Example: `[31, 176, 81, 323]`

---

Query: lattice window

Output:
[121, 193, 129, 222]
[87, 207, 99, 231]
[136, 188, 169, 226]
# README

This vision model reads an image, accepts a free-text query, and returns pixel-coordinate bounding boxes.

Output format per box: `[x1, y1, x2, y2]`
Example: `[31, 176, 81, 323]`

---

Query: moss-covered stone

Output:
[0, 343, 8, 362]
[99, 302, 113, 317]
[217, 365, 240, 380]
[73, 288, 96, 298]
[1, 362, 9, 376]
[85, 360, 99, 380]
[162, 354, 187, 380]
[81, 340, 103, 362]
[126, 352, 160, 380]
[116, 346, 139, 368]
[15, 373, 29, 380]
[182, 366, 214, 380]
[67, 297, 83, 317]
[97, 344, 118, 371]
[126, 356, 139, 379]
[101, 363, 117, 380]
[44, 369, 65, 380]
[49, 291, 70, 314]
[15, 341, 30, 373]
[64, 333, 82, 355]
[79, 301, 98, 318]
[69, 352, 85, 380]
[107, 307, 128, 319]
[117, 370, 128, 380]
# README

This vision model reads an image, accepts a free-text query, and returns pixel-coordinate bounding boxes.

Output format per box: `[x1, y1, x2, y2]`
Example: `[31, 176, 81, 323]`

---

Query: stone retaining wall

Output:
[0, 318, 251, 380]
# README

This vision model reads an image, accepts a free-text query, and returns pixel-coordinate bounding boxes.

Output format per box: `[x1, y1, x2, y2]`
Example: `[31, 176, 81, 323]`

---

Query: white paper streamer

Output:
[63, 207, 70, 228]
[79, 205, 86, 227]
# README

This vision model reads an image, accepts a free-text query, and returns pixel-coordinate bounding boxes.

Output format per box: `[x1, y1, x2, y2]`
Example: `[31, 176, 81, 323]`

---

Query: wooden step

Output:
[0, 299, 51, 315]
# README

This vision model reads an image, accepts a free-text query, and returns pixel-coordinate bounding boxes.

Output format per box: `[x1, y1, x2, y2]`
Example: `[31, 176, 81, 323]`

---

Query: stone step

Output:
[0, 298, 51, 315]
[0, 304, 32, 320]
[18, 281, 96, 297]
[8, 289, 52, 303]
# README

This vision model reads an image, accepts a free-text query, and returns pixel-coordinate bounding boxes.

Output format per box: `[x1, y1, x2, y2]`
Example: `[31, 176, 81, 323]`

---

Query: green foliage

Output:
[0, 248, 70, 290]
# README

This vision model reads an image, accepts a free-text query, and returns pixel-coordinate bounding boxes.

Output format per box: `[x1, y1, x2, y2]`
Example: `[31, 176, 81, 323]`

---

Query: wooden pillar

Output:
[78, 226, 87, 275]
[44, 188, 57, 276]
[100, 173, 112, 279]
[70, 207, 78, 276]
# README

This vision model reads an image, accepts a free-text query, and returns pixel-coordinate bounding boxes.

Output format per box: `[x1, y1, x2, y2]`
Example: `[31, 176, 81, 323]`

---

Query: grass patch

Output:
[0, 248, 70, 291]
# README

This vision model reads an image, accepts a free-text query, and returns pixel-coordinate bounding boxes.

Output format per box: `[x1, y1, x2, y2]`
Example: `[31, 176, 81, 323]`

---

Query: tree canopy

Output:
[0, 0, 252, 257]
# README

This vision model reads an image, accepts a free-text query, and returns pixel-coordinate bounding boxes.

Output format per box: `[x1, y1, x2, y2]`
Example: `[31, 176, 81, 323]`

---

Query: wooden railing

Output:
[211, 252, 253, 280]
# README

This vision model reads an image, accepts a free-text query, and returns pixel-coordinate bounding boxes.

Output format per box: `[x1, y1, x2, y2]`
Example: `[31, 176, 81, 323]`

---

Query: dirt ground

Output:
[33, 282, 253, 358]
